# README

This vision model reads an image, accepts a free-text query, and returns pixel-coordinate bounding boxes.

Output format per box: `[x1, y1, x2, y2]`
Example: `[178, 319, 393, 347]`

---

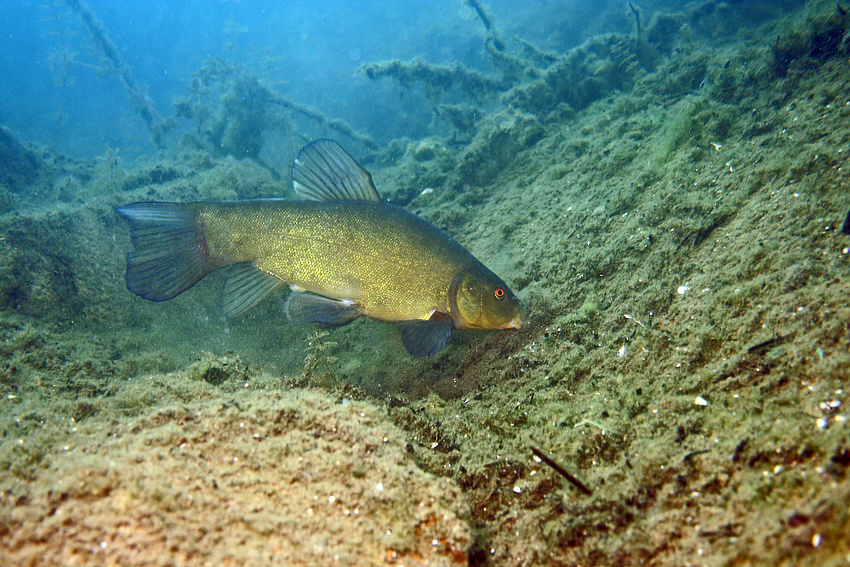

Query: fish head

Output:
[449, 267, 522, 331]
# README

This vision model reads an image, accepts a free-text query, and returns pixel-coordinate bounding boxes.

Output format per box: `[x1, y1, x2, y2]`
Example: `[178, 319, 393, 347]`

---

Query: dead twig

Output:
[530, 446, 592, 496]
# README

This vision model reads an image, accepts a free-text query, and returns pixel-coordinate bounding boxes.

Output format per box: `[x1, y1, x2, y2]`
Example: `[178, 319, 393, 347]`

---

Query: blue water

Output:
[0, 0, 700, 162]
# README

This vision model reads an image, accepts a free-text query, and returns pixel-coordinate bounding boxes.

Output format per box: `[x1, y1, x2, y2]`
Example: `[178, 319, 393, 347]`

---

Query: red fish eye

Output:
[494, 287, 505, 301]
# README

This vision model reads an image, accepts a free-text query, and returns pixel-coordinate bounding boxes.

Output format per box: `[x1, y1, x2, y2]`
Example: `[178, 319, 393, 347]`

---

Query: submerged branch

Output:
[65, 0, 164, 147]
[270, 95, 378, 150]
[465, 0, 505, 51]
[358, 58, 507, 101]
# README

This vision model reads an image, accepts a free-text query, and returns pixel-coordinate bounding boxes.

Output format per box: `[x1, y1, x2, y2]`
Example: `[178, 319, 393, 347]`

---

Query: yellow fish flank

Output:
[117, 140, 521, 356]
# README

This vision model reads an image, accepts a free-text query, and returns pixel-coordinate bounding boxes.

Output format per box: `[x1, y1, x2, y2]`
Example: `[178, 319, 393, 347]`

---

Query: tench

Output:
[117, 140, 521, 356]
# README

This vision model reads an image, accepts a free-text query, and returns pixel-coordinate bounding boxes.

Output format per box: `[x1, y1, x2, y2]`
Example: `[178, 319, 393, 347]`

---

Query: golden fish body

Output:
[198, 199, 485, 324]
[118, 140, 521, 356]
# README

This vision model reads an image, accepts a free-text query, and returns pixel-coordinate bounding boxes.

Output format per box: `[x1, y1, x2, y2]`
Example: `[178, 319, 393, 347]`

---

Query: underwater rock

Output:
[186, 352, 248, 386]
[409, 139, 449, 162]
[0, 212, 89, 321]
[0, 126, 42, 193]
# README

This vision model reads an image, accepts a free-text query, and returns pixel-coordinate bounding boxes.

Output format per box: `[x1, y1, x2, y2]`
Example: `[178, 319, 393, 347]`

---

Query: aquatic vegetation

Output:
[299, 330, 339, 389]
[171, 60, 377, 159]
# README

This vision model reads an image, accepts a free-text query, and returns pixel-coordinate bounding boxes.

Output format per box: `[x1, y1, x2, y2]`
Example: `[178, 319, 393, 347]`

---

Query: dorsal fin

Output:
[291, 139, 380, 202]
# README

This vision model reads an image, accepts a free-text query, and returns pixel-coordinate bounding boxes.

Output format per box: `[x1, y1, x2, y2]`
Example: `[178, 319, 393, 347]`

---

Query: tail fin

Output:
[116, 202, 214, 302]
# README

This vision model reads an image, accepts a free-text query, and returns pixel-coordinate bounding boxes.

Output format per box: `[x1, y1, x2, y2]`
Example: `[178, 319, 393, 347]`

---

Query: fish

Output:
[116, 139, 521, 357]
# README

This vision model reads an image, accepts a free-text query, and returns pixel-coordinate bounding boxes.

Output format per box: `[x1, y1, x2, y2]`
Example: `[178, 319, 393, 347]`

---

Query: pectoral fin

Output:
[222, 263, 284, 317]
[286, 292, 364, 327]
[395, 313, 454, 357]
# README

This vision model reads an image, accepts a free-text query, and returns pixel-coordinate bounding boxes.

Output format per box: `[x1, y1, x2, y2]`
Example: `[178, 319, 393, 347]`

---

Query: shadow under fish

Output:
[116, 140, 521, 357]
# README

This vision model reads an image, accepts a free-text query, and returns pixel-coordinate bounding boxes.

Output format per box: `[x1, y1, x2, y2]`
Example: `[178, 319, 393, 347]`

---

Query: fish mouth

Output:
[502, 314, 522, 330]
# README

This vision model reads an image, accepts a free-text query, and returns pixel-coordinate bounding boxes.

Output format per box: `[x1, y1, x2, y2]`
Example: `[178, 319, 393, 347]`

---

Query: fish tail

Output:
[116, 202, 215, 302]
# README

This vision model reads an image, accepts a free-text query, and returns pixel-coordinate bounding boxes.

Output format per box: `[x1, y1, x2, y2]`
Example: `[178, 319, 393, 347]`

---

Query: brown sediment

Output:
[0, 387, 471, 566]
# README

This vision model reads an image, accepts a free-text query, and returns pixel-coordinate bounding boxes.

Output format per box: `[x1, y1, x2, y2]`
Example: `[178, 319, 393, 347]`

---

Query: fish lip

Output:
[504, 315, 522, 330]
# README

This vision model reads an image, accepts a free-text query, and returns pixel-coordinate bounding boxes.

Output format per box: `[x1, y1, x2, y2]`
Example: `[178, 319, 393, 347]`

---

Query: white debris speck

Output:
[812, 533, 822, 547]
[694, 396, 709, 406]
[816, 418, 828, 429]
[375, 482, 384, 492]
[617, 344, 626, 357]
[420, 187, 434, 196]
[677, 284, 690, 295]
[513, 485, 522, 494]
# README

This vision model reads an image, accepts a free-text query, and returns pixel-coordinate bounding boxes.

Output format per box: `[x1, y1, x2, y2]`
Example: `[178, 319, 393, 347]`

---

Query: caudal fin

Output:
[116, 202, 214, 302]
